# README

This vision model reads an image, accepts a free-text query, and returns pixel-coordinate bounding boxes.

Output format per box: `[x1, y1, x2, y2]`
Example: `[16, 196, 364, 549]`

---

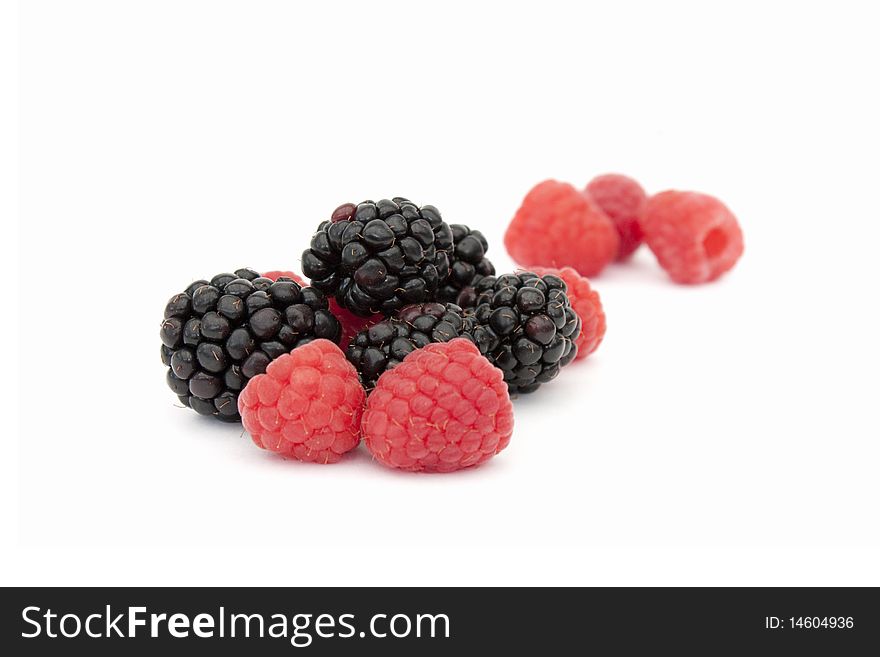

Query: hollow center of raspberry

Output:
[702, 227, 728, 259]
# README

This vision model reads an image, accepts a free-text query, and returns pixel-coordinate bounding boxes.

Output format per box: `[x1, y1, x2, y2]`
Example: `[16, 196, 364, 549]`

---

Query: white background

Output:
[4, 0, 880, 585]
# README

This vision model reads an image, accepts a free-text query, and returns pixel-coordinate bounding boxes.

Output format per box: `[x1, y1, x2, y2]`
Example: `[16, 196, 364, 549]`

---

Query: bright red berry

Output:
[642, 191, 744, 284]
[262, 270, 306, 286]
[362, 339, 513, 473]
[585, 173, 647, 260]
[505, 180, 619, 277]
[526, 267, 606, 360]
[238, 339, 365, 464]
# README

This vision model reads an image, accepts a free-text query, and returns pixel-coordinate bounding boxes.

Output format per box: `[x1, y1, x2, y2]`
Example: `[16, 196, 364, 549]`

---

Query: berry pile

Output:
[161, 179, 741, 473]
[505, 174, 743, 282]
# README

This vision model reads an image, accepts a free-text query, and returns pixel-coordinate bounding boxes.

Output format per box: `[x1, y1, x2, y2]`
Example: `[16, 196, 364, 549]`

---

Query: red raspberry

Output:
[329, 298, 383, 350]
[362, 339, 513, 473]
[238, 339, 365, 464]
[585, 173, 647, 260]
[262, 270, 306, 286]
[505, 180, 619, 277]
[642, 191, 744, 284]
[526, 267, 606, 360]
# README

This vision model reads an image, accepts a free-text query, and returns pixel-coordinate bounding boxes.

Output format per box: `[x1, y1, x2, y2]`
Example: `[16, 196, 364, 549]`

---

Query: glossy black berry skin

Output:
[347, 302, 476, 389]
[160, 269, 341, 421]
[437, 224, 496, 308]
[471, 272, 581, 395]
[302, 198, 454, 317]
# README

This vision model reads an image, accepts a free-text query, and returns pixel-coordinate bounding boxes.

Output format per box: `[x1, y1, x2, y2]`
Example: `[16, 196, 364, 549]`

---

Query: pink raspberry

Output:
[585, 173, 647, 260]
[362, 339, 514, 473]
[262, 270, 307, 286]
[505, 180, 619, 277]
[238, 339, 365, 464]
[642, 191, 744, 284]
[526, 266, 606, 360]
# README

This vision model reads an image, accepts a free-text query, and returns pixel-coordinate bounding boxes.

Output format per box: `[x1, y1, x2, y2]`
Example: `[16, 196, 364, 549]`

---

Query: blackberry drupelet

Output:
[159, 268, 341, 421]
[470, 271, 581, 394]
[437, 224, 495, 308]
[301, 198, 454, 317]
[346, 302, 476, 388]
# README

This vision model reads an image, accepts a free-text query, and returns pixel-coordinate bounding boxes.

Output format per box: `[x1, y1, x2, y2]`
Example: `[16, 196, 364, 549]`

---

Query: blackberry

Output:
[159, 268, 341, 422]
[437, 224, 496, 308]
[302, 198, 454, 317]
[470, 271, 581, 395]
[347, 302, 475, 388]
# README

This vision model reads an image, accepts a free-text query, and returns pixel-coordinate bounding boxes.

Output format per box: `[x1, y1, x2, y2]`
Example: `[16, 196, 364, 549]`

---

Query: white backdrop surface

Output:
[5, 0, 880, 585]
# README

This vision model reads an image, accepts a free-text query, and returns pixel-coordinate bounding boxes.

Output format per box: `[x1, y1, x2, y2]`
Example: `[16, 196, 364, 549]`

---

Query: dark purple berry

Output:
[160, 270, 341, 421]
[302, 198, 454, 317]
[347, 302, 476, 388]
[470, 271, 580, 395]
